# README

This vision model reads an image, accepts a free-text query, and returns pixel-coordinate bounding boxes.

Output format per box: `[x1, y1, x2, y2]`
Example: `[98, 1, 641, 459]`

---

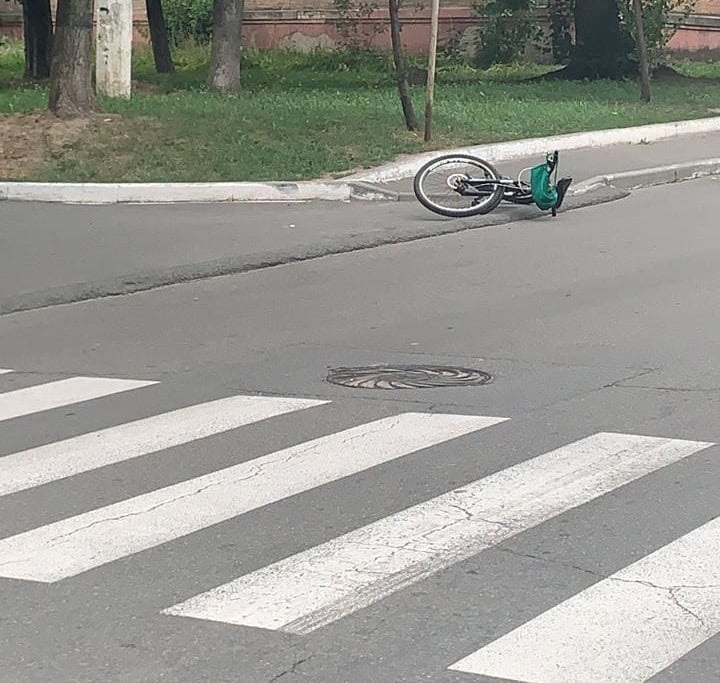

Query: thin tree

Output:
[49, 0, 97, 117]
[208, 0, 245, 92]
[632, 0, 652, 101]
[22, 0, 53, 79]
[146, 0, 175, 73]
[388, 0, 418, 131]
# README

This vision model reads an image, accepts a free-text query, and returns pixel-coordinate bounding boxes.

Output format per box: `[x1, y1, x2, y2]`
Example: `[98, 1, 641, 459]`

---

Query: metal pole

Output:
[424, 0, 440, 142]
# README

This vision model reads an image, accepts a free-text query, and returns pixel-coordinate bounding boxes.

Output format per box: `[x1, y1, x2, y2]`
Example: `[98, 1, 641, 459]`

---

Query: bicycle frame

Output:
[452, 151, 563, 207]
[413, 150, 571, 219]
[452, 171, 535, 206]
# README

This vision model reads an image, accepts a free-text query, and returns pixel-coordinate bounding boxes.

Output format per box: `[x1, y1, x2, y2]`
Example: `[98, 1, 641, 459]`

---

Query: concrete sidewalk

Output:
[2, 133, 719, 315]
[370, 132, 720, 196]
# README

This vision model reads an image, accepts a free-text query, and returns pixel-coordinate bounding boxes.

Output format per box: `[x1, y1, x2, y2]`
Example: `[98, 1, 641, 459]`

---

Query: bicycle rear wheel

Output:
[413, 154, 504, 218]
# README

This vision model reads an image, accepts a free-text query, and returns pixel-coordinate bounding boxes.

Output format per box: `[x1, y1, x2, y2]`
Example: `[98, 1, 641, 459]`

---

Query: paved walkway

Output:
[2, 133, 719, 315]
[371, 131, 720, 195]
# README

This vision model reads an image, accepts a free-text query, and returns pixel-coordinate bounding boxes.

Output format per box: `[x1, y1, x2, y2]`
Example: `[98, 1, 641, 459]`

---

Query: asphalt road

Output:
[1, 178, 719, 683]
[0, 184, 623, 315]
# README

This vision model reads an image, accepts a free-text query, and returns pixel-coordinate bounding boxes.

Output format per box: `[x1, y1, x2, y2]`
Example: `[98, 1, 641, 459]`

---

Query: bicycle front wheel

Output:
[413, 154, 504, 218]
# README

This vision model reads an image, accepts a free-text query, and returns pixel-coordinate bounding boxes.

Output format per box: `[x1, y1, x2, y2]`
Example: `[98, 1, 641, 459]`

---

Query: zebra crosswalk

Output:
[164, 432, 712, 635]
[0, 367, 718, 682]
[450, 516, 720, 683]
[0, 394, 326, 497]
[0, 375, 157, 422]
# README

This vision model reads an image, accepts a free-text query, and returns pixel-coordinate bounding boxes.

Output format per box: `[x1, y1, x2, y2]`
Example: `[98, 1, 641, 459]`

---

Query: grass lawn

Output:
[1, 41, 719, 182]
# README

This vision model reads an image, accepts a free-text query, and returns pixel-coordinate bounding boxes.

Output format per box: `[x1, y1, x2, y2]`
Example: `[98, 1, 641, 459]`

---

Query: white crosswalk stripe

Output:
[0, 411, 505, 583]
[163, 432, 713, 634]
[449, 514, 720, 683]
[0, 376, 157, 422]
[0, 394, 327, 497]
[1, 371, 718, 681]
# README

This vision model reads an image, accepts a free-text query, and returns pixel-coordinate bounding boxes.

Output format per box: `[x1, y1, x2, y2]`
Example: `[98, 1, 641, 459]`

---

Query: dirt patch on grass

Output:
[0, 111, 126, 180]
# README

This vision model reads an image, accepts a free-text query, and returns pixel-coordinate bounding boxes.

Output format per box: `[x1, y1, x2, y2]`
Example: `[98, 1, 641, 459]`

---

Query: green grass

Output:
[1, 41, 719, 182]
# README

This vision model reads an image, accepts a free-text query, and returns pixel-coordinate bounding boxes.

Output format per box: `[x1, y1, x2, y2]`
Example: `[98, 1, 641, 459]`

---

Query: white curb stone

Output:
[572, 157, 720, 195]
[0, 181, 358, 205]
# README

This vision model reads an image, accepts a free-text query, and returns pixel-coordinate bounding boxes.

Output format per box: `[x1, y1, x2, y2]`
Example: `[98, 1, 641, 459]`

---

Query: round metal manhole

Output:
[326, 365, 492, 390]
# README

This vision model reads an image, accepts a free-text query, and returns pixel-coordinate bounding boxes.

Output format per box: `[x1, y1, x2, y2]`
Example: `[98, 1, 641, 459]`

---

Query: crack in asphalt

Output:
[268, 656, 312, 682]
[489, 544, 719, 629]
[616, 385, 720, 393]
[491, 544, 601, 578]
[0, 423, 396, 559]
[602, 367, 660, 388]
[609, 576, 720, 628]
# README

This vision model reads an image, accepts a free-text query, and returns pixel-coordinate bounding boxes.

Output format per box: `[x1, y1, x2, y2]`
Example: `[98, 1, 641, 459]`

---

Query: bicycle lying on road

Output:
[413, 150, 573, 219]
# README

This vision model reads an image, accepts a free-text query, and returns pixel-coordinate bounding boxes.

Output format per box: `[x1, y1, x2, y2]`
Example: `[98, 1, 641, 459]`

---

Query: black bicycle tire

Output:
[413, 154, 504, 218]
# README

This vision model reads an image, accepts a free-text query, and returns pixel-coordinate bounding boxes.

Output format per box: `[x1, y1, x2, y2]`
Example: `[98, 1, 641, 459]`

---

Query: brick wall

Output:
[2, 1, 719, 53]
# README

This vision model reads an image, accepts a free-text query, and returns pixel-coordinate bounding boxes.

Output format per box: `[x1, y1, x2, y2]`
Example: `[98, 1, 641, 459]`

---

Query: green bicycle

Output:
[413, 150, 573, 218]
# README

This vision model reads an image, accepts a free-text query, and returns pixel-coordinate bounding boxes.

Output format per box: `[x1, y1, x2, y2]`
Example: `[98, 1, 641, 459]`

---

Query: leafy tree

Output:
[476, 0, 698, 79]
[555, 0, 697, 78]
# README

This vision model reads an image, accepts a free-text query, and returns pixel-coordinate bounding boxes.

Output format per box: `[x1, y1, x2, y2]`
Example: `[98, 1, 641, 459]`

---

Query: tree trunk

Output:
[208, 0, 244, 92]
[146, 0, 175, 74]
[632, 0, 651, 102]
[22, 0, 54, 80]
[553, 0, 633, 80]
[49, 0, 97, 117]
[388, 0, 418, 132]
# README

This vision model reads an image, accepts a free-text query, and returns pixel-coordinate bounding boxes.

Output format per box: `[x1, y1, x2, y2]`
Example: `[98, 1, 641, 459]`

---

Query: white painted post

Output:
[95, 0, 133, 98]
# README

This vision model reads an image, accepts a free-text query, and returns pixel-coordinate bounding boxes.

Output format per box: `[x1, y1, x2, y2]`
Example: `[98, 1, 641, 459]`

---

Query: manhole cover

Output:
[326, 365, 492, 390]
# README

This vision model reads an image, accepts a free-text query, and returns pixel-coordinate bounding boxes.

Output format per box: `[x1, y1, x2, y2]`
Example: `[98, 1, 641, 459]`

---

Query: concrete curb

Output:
[571, 157, 720, 195]
[0, 180, 400, 205]
[1, 116, 719, 204]
[344, 116, 720, 184]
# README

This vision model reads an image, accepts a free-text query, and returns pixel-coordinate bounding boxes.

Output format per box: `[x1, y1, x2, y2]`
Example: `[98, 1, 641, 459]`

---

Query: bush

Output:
[621, 0, 698, 69]
[471, 0, 542, 68]
[163, 0, 214, 45]
[548, 0, 574, 63]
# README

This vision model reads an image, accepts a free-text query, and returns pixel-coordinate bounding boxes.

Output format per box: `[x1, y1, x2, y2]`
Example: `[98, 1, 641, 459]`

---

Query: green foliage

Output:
[474, 0, 700, 70]
[330, 0, 426, 51]
[332, 0, 385, 51]
[548, 0, 574, 63]
[2, 44, 720, 182]
[471, 0, 543, 68]
[675, 58, 720, 79]
[621, 0, 698, 68]
[0, 39, 24, 85]
[162, 0, 214, 46]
